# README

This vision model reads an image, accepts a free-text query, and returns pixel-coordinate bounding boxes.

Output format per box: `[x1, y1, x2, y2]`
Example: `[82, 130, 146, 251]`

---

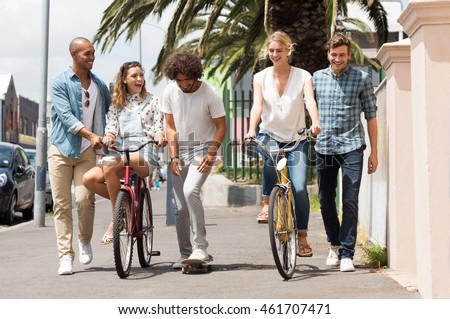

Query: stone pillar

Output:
[398, 0, 450, 298]
[377, 40, 416, 277]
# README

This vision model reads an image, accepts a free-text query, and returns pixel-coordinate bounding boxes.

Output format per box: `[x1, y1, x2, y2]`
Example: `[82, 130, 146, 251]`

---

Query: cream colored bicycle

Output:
[247, 128, 310, 279]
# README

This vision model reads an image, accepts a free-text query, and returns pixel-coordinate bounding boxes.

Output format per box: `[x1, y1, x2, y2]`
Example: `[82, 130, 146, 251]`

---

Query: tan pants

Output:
[48, 145, 96, 261]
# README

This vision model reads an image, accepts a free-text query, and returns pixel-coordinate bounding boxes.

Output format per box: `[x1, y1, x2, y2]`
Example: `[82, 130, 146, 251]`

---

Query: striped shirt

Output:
[313, 65, 377, 155]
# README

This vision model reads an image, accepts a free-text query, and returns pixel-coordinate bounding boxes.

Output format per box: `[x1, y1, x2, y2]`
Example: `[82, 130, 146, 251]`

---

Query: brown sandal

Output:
[100, 233, 113, 245]
[100, 221, 114, 245]
[297, 233, 313, 257]
[257, 199, 269, 223]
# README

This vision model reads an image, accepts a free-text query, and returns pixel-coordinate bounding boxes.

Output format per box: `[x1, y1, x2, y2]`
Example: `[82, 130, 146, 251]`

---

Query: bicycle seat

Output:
[99, 156, 120, 166]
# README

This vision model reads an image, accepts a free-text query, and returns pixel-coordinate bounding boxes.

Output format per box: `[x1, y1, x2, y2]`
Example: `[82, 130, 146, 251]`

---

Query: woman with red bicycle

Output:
[83, 61, 166, 244]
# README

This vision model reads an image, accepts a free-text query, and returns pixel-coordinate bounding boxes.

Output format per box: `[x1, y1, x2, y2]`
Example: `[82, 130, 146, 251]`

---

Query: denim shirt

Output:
[313, 65, 377, 155]
[50, 68, 111, 158]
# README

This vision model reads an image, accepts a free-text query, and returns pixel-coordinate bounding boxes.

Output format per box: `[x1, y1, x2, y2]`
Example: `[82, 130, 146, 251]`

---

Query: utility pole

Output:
[34, 0, 50, 227]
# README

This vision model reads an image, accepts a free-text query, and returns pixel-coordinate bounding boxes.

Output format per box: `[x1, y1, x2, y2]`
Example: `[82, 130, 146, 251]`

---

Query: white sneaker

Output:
[340, 258, 355, 272]
[58, 259, 73, 275]
[326, 245, 340, 266]
[188, 248, 209, 262]
[172, 255, 190, 269]
[78, 239, 93, 265]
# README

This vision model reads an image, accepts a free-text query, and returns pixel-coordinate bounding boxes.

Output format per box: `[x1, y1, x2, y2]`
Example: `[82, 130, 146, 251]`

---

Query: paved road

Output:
[0, 182, 420, 299]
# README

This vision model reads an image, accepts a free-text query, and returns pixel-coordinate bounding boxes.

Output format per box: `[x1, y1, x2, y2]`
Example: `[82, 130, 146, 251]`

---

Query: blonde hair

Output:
[260, 31, 295, 59]
[111, 61, 148, 109]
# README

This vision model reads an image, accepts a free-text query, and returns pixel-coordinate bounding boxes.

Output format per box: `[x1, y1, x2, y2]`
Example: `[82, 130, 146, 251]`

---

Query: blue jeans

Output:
[316, 147, 364, 259]
[256, 133, 310, 232]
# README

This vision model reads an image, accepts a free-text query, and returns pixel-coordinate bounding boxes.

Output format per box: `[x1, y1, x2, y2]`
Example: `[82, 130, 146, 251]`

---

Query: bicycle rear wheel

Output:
[113, 190, 133, 278]
[137, 187, 154, 267]
[268, 185, 297, 279]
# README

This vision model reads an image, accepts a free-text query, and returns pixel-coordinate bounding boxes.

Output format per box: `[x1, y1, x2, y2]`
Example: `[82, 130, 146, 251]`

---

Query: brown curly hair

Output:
[111, 61, 148, 109]
[162, 50, 203, 80]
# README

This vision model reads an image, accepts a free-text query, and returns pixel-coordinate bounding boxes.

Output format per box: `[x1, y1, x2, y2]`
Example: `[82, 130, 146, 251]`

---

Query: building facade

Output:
[0, 73, 38, 148]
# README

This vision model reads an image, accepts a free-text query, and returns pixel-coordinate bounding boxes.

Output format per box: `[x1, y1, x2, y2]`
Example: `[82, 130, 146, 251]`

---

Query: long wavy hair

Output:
[260, 31, 295, 61]
[111, 61, 148, 109]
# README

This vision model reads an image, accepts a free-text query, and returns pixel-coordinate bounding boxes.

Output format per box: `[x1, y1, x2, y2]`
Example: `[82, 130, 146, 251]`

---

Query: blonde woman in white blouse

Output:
[83, 61, 166, 244]
[245, 31, 320, 257]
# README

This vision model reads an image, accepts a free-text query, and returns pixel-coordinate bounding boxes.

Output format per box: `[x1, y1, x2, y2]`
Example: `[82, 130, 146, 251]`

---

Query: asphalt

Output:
[0, 181, 420, 299]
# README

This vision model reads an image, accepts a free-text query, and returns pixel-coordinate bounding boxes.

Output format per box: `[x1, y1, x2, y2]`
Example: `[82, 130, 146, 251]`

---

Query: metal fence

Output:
[221, 85, 316, 184]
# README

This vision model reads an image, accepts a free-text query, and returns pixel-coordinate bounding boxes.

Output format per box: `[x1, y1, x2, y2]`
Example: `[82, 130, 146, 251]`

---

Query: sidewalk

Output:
[0, 182, 420, 299]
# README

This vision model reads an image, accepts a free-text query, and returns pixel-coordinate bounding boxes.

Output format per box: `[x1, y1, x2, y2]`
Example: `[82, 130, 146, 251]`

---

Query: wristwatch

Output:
[170, 156, 179, 163]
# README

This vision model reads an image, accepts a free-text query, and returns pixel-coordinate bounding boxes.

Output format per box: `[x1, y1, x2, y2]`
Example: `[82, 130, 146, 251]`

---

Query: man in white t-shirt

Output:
[161, 50, 226, 268]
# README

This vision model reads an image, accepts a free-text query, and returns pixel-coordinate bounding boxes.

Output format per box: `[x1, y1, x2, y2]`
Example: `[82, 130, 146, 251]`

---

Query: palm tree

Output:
[93, 0, 388, 85]
[161, 0, 267, 85]
[327, 0, 388, 67]
[265, 0, 329, 74]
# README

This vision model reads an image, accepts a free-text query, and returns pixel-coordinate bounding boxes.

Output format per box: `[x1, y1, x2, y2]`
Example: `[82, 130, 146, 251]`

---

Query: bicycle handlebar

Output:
[245, 128, 311, 157]
[99, 140, 158, 167]
[110, 139, 157, 153]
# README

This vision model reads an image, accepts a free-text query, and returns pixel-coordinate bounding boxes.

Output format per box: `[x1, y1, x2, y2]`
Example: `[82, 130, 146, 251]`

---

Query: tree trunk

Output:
[267, 0, 329, 74]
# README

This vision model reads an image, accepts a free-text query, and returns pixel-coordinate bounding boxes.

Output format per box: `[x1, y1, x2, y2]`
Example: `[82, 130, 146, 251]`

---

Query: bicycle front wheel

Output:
[113, 190, 134, 278]
[268, 185, 297, 280]
[137, 187, 154, 268]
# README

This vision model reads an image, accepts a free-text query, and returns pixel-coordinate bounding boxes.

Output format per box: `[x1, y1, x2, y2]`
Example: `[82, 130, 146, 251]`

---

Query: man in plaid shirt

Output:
[313, 33, 378, 272]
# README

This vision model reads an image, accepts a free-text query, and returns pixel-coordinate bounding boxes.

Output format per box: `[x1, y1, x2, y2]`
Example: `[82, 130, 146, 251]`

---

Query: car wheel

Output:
[5, 192, 17, 225]
[22, 203, 34, 221]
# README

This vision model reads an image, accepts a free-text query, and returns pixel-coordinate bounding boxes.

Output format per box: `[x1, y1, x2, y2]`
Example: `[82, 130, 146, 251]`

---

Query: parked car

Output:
[24, 149, 53, 212]
[0, 142, 35, 224]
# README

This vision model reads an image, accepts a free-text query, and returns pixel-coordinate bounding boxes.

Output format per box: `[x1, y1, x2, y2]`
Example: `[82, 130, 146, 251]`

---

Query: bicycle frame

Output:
[247, 128, 311, 279]
[111, 140, 155, 238]
[275, 159, 293, 241]
[249, 130, 309, 235]
[110, 139, 159, 278]
[121, 161, 145, 238]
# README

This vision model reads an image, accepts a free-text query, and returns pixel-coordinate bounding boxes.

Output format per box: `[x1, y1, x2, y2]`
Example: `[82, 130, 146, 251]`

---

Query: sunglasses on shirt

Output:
[83, 89, 90, 107]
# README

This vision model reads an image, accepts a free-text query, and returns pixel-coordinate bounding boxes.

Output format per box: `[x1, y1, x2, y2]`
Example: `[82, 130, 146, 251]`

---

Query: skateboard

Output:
[180, 258, 212, 274]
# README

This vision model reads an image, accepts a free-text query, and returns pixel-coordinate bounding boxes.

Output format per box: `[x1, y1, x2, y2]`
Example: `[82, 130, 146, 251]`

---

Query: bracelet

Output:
[170, 156, 179, 162]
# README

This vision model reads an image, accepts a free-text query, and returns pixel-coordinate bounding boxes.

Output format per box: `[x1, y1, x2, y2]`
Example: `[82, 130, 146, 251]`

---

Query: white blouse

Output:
[254, 66, 311, 142]
[105, 93, 164, 139]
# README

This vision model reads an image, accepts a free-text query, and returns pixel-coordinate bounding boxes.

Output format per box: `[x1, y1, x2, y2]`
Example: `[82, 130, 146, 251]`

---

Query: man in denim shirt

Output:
[48, 37, 111, 275]
[313, 33, 378, 272]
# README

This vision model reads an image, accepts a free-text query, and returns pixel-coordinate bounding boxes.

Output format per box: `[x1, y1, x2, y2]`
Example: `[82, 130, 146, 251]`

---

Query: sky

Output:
[0, 0, 171, 102]
[0, 0, 410, 104]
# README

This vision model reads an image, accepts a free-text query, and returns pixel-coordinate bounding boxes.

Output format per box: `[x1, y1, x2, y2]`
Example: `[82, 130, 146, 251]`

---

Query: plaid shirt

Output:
[313, 65, 377, 155]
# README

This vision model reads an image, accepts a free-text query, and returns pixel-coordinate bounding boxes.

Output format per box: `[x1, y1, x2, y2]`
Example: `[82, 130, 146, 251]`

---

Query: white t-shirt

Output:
[161, 81, 226, 156]
[254, 66, 311, 142]
[81, 81, 98, 153]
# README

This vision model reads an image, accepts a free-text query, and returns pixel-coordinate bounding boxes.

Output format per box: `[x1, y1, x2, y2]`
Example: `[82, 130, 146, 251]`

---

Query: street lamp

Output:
[138, 22, 167, 64]
[137, 22, 173, 226]
[35, 0, 50, 227]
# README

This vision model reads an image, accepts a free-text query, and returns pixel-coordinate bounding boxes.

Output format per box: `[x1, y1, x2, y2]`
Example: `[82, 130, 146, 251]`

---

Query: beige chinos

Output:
[48, 145, 96, 261]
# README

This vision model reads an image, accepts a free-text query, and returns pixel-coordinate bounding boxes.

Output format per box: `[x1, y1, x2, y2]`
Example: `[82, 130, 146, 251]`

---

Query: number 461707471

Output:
[259, 303, 331, 315]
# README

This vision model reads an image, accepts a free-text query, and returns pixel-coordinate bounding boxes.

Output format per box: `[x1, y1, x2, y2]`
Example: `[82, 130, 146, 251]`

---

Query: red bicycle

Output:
[108, 140, 160, 278]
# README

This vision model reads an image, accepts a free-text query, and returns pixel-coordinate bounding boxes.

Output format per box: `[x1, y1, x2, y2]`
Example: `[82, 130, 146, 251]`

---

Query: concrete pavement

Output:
[0, 182, 420, 299]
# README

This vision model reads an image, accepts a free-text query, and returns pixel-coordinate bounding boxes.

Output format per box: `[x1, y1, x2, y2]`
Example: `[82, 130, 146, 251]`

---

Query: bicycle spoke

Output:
[113, 191, 133, 278]
[269, 185, 297, 279]
[137, 187, 154, 268]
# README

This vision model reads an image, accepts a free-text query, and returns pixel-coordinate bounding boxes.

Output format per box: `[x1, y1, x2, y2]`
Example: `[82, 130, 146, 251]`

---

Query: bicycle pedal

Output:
[151, 251, 161, 256]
